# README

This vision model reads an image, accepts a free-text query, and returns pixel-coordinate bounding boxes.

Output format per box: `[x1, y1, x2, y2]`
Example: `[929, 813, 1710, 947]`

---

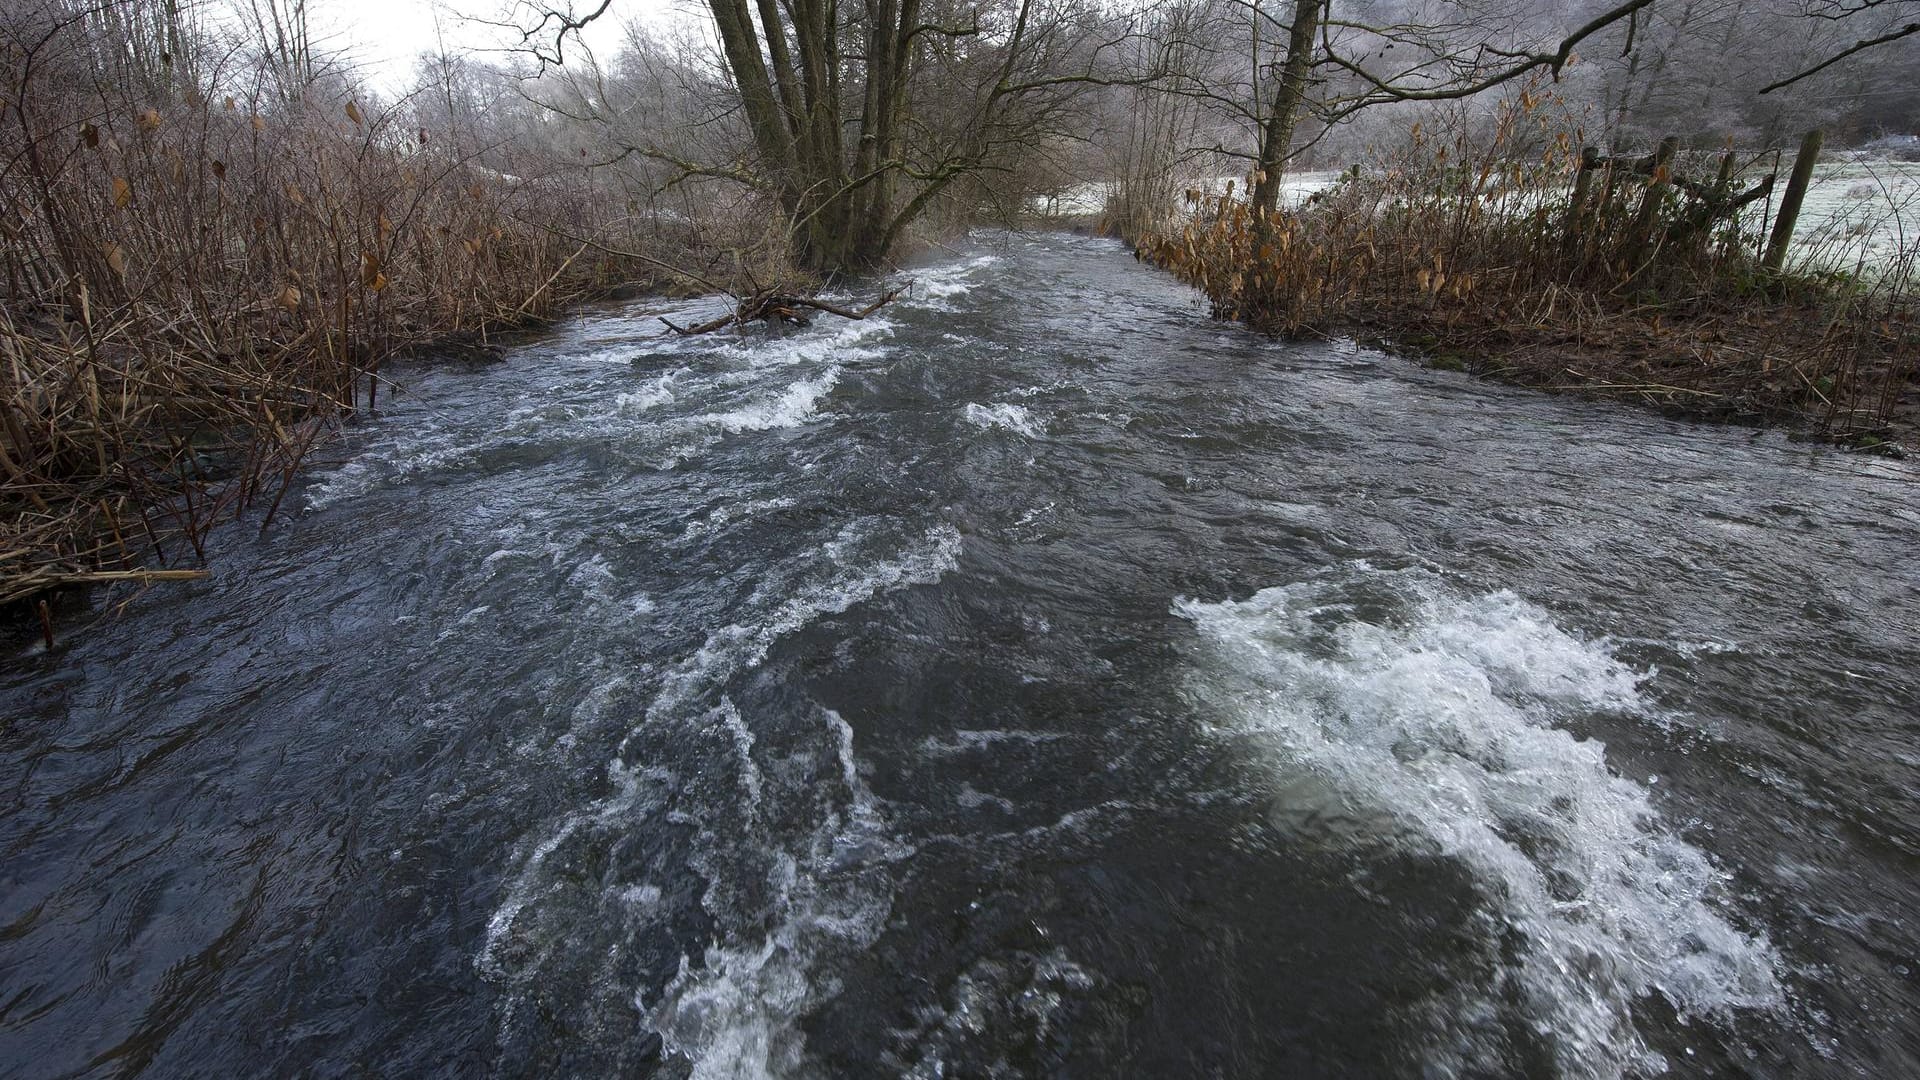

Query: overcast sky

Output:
[300, 0, 693, 90]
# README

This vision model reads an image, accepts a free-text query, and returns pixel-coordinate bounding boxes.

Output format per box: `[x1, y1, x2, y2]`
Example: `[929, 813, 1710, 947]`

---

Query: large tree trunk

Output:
[707, 0, 798, 189]
[707, 0, 904, 274]
[701, 0, 1084, 276]
[1249, 0, 1321, 215]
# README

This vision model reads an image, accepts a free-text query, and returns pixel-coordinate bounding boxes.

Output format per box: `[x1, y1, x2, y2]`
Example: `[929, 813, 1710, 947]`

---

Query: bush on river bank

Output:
[0, 0, 718, 616]
[1140, 93, 1919, 447]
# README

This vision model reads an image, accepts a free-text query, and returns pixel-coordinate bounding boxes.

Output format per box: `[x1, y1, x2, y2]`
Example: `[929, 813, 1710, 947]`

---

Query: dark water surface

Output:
[4, 233, 1918, 1079]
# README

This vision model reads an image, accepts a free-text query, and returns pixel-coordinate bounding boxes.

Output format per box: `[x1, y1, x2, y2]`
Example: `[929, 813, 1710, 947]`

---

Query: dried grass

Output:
[1, 3, 684, 611]
[1142, 89, 1919, 446]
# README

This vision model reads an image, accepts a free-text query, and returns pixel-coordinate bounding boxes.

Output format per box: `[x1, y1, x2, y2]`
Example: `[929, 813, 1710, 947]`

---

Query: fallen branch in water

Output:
[661, 285, 906, 335]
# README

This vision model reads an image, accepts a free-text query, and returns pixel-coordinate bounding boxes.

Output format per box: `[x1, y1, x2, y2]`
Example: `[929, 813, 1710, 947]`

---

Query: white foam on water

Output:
[628, 529, 959, 1074]
[678, 497, 801, 544]
[711, 699, 764, 813]
[1174, 565, 1783, 1079]
[640, 523, 963, 726]
[911, 255, 1001, 308]
[957, 783, 1016, 813]
[713, 315, 895, 370]
[647, 707, 910, 1080]
[478, 761, 677, 978]
[303, 434, 477, 510]
[891, 948, 1098, 1078]
[304, 314, 877, 510]
[917, 729, 1068, 757]
[701, 367, 842, 434]
[963, 402, 1042, 438]
[616, 369, 679, 413]
[482, 523, 961, 1074]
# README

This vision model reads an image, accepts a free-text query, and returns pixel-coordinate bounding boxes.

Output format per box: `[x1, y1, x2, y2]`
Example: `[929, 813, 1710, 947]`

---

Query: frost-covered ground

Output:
[1031, 171, 1341, 218]
[1038, 160, 1920, 272]
[1790, 159, 1920, 271]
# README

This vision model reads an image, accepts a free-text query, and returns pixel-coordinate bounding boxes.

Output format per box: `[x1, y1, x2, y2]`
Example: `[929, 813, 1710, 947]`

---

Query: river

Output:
[3, 233, 1917, 1078]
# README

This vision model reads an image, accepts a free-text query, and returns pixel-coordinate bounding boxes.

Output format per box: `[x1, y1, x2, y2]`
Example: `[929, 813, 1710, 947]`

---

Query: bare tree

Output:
[511, 0, 1166, 273]
[1761, 0, 1919, 92]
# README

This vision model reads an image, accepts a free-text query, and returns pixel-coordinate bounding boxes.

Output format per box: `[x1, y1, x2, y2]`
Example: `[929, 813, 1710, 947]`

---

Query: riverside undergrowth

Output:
[1139, 90, 1919, 448]
[0, 0, 732, 620]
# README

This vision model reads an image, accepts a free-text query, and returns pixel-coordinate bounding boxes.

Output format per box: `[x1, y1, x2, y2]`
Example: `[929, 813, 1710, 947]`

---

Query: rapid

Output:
[3, 233, 1916, 1078]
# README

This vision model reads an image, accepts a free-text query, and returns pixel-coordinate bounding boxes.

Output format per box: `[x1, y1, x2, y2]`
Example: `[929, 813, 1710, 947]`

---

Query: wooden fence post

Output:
[1764, 128, 1823, 273]
[1625, 135, 1680, 263]
[1565, 145, 1600, 256]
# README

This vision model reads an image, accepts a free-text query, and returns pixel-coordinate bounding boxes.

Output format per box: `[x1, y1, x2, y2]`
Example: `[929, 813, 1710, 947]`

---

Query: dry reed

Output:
[1, 0, 682, 613]
[1142, 88, 1919, 445]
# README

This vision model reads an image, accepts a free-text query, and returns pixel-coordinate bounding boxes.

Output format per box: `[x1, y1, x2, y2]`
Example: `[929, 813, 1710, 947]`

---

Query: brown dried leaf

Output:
[138, 108, 161, 132]
[359, 251, 381, 287]
[102, 242, 127, 278]
[81, 122, 99, 149]
[345, 100, 363, 125]
[110, 177, 131, 208]
[276, 285, 301, 312]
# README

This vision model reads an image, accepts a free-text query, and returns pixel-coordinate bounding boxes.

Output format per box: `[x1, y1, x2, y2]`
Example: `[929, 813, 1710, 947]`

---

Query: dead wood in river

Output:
[660, 286, 907, 336]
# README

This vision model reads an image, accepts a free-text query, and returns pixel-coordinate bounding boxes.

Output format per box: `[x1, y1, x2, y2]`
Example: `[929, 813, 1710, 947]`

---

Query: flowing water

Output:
[4, 233, 1918, 1079]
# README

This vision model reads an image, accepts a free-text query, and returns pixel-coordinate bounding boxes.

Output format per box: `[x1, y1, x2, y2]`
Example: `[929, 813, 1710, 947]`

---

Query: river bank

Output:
[1110, 227, 1919, 450]
[1340, 293, 1918, 453]
[1132, 157, 1919, 454]
[6, 234, 1916, 1077]
[0, 268, 667, 635]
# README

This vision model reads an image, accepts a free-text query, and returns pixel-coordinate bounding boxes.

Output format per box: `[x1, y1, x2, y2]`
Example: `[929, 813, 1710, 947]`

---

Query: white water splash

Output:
[642, 523, 962, 725]
[304, 310, 884, 510]
[963, 402, 1042, 438]
[702, 367, 842, 434]
[678, 497, 801, 544]
[714, 315, 895, 369]
[1175, 565, 1782, 1079]
[647, 707, 910, 1080]
[481, 523, 961, 1075]
[917, 729, 1068, 757]
[616, 369, 679, 413]
[911, 255, 1001, 309]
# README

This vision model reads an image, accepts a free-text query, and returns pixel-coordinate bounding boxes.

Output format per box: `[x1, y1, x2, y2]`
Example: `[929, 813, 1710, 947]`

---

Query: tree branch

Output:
[1759, 21, 1920, 93]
